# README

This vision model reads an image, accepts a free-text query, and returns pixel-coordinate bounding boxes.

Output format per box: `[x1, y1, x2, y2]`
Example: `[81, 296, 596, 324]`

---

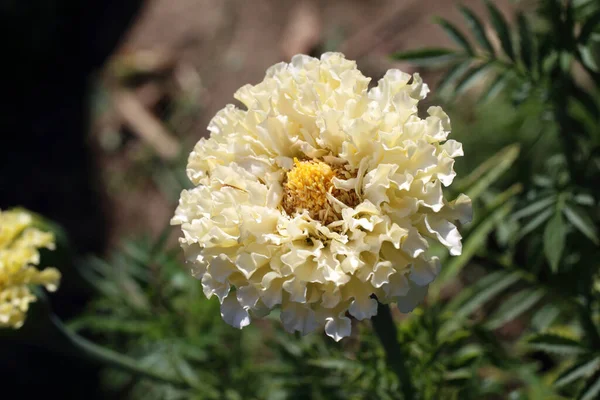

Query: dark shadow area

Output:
[1, 1, 144, 398]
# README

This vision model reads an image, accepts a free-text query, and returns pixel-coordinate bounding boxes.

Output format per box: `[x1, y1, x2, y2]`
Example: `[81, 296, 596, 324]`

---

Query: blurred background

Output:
[3, 0, 600, 399]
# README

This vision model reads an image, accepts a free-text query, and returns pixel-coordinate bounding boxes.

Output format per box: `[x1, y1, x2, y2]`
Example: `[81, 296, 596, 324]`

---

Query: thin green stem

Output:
[371, 302, 416, 400]
[50, 314, 186, 388]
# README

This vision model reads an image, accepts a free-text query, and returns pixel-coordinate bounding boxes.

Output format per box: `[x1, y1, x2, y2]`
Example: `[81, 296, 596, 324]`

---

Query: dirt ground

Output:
[95, 0, 512, 246]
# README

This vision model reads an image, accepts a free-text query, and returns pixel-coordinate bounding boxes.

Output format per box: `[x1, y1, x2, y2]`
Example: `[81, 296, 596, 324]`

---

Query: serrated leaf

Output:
[544, 211, 566, 273]
[391, 48, 457, 66]
[512, 195, 557, 221]
[435, 17, 474, 55]
[527, 333, 586, 355]
[517, 13, 534, 69]
[579, 10, 600, 44]
[579, 374, 600, 400]
[485, 288, 545, 330]
[454, 62, 491, 95]
[555, 357, 600, 388]
[459, 5, 495, 55]
[485, 0, 515, 61]
[437, 60, 473, 94]
[563, 204, 599, 244]
[450, 271, 521, 320]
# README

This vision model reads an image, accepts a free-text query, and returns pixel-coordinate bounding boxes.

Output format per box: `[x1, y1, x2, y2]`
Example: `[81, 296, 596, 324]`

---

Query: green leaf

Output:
[485, 288, 545, 330]
[579, 10, 600, 44]
[527, 333, 586, 355]
[563, 204, 599, 244]
[307, 358, 361, 371]
[484, 0, 515, 61]
[518, 207, 553, 239]
[479, 70, 510, 103]
[454, 62, 491, 95]
[512, 195, 557, 221]
[435, 198, 515, 286]
[517, 12, 534, 69]
[579, 374, 600, 400]
[555, 357, 600, 388]
[571, 84, 600, 121]
[449, 271, 522, 320]
[578, 44, 600, 72]
[437, 60, 473, 94]
[391, 48, 457, 66]
[461, 144, 520, 200]
[532, 304, 561, 332]
[544, 211, 567, 273]
[574, 194, 595, 206]
[459, 5, 495, 54]
[435, 17, 474, 55]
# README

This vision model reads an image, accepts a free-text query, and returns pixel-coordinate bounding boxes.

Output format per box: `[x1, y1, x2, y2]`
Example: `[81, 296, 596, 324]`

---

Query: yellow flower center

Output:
[282, 159, 359, 223]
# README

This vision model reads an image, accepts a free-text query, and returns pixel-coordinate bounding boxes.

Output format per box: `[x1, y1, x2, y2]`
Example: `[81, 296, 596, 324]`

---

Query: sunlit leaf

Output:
[578, 44, 600, 72]
[531, 304, 561, 332]
[454, 62, 491, 95]
[512, 195, 557, 221]
[485, 288, 545, 330]
[574, 194, 595, 206]
[518, 208, 553, 239]
[449, 271, 522, 320]
[437, 60, 473, 94]
[563, 204, 599, 244]
[459, 5, 495, 55]
[544, 211, 567, 273]
[485, 0, 515, 61]
[579, 374, 600, 400]
[555, 357, 600, 388]
[435, 17, 474, 55]
[479, 70, 510, 103]
[527, 333, 586, 355]
[461, 144, 520, 200]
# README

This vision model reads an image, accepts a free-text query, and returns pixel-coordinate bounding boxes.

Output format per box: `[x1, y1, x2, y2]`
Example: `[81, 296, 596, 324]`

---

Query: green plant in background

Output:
[394, 0, 600, 398]
[2, 0, 600, 399]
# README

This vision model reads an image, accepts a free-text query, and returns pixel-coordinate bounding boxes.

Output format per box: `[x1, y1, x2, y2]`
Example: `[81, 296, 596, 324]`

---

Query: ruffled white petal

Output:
[172, 52, 471, 340]
[221, 293, 251, 329]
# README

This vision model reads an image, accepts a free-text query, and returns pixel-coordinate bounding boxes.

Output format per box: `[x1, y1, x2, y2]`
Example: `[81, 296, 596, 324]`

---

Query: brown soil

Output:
[94, 0, 512, 245]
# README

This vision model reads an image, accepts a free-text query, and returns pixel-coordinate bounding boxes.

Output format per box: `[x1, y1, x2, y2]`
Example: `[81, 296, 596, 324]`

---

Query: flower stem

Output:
[49, 314, 186, 387]
[372, 302, 416, 400]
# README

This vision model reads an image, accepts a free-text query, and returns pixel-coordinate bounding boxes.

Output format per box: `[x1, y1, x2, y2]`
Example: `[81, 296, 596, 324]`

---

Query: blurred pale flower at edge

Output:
[172, 52, 472, 341]
[0, 209, 61, 329]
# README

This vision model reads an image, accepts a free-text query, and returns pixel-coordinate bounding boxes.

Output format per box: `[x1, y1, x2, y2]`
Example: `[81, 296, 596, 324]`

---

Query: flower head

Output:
[172, 53, 471, 340]
[0, 209, 61, 329]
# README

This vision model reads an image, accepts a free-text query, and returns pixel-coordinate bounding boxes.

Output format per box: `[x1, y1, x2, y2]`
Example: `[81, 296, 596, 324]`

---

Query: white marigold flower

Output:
[172, 53, 472, 341]
[0, 209, 60, 329]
